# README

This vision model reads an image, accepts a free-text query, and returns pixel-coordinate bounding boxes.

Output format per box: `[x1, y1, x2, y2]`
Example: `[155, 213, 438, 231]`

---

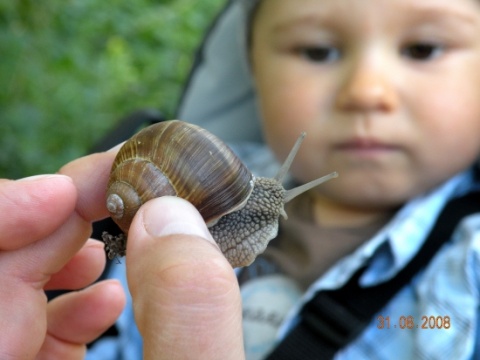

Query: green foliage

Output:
[0, 0, 224, 178]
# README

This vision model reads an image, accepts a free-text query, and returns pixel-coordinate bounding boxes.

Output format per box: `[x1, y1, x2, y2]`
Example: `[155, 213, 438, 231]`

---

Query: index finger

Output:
[59, 151, 117, 223]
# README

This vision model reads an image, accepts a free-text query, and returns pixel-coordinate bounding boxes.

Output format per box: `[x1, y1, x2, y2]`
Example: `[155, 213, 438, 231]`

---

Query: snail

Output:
[102, 120, 337, 268]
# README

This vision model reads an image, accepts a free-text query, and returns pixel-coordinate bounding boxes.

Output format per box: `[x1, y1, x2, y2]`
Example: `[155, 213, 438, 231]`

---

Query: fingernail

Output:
[142, 196, 217, 245]
[107, 142, 125, 152]
[17, 174, 73, 183]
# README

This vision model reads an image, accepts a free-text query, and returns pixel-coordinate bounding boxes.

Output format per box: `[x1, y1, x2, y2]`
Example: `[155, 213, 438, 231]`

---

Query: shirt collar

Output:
[309, 168, 474, 291]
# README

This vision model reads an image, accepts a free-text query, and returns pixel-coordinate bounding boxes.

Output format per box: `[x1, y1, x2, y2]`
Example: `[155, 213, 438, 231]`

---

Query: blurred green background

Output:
[0, 0, 224, 179]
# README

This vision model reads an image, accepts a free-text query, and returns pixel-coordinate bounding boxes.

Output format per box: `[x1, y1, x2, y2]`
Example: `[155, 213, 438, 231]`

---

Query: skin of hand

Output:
[0, 152, 126, 360]
[0, 150, 244, 359]
[126, 196, 245, 360]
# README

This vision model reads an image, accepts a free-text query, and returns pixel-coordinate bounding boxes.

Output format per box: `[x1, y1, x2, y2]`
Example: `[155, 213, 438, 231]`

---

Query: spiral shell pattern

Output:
[106, 120, 255, 233]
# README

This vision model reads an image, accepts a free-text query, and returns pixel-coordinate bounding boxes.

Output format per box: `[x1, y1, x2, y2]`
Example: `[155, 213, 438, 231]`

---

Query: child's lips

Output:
[334, 138, 400, 157]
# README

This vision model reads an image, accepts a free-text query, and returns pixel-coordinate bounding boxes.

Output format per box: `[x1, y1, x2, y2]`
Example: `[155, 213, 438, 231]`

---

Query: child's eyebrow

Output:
[405, 3, 478, 25]
[271, 0, 480, 36]
[272, 14, 332, 34]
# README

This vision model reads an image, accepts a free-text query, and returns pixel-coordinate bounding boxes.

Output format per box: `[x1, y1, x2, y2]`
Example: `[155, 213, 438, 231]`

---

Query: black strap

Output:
[267, 190, 480, 360]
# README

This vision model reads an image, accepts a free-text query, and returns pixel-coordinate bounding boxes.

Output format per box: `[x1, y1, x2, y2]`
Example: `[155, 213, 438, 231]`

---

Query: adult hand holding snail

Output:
[0, 119, 335, 359]
[0, 138, 245, 359]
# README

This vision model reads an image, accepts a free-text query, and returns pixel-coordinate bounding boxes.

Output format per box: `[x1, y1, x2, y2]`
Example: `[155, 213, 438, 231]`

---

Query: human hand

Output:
[126, 196, 245, 360]
[0, 152, 125, 359]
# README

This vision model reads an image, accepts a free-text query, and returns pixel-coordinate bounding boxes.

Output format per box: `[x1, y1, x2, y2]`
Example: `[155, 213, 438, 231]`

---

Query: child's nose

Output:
[335, 60, 398, 113]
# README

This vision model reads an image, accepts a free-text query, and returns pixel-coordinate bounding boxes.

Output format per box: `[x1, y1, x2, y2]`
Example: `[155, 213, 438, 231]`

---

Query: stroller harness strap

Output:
[266, 189, 480, 360]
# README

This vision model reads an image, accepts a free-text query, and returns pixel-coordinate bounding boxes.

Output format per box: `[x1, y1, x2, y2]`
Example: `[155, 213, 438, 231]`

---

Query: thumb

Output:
[126, 196, 245, 360]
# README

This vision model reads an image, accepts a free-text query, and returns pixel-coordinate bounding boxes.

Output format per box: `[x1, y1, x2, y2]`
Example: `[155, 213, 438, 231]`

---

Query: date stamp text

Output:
[377, 315, 451, 330]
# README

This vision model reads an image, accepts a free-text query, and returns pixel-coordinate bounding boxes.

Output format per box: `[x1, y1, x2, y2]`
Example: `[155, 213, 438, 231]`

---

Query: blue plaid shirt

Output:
[87, 144, 480, 360]
[278, 169, 480, 360]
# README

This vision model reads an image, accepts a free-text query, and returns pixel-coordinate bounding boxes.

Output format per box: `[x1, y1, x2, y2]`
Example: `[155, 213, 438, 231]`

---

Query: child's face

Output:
[251, 0, 480, 213]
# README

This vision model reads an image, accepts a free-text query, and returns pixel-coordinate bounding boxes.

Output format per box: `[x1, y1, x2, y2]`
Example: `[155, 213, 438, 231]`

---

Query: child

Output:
[91, 0, 480, 358]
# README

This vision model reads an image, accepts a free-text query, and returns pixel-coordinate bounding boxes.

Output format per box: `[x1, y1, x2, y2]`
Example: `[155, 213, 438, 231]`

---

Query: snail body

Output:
[104, 120, 337, 268]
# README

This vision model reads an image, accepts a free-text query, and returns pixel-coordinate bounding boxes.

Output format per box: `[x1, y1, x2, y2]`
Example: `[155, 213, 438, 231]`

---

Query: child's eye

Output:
[401, 43, 443, 61]
[299, 46, 340, 63]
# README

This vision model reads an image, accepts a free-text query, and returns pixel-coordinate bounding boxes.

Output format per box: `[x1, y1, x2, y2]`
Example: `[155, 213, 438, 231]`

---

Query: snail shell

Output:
[106, 120, 254, 234]
[104, 120, 338, 267]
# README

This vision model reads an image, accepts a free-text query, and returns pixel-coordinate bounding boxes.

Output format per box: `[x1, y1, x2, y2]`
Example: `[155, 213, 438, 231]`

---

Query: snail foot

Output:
[102, 231, 127, 262]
